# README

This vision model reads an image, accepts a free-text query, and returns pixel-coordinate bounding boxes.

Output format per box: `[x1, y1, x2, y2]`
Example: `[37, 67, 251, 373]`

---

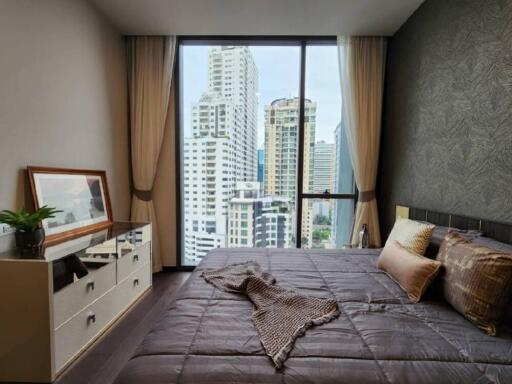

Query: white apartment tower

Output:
[184, 47, 258, 265]
[227, 182, 260, 247]
[313, 141, 335, 194]
[208, 47, 258, 181]
[254, 196, 294, 248]
[228, 182, 293, 248]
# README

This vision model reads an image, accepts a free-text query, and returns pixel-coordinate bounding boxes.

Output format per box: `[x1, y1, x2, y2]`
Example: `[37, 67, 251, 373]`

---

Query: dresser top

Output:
[0, 222, 150, 262]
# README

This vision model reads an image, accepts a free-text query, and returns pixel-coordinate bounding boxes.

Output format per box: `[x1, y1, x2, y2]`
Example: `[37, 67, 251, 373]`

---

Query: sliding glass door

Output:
[178, 38, 355, 267]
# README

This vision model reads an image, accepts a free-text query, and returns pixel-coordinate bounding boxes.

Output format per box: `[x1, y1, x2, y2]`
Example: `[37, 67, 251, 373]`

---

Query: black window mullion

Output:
[295, 41, 307, 248]
[301, 193, 357, 199]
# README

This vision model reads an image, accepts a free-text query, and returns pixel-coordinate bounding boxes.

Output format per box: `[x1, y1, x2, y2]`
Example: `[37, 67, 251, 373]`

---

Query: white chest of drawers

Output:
[0, 222, 152, 383]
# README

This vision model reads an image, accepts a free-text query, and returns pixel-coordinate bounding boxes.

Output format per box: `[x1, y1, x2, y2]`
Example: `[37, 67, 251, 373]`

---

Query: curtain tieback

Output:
[133, 188, 153, 202]
[358, 190, 375, 202]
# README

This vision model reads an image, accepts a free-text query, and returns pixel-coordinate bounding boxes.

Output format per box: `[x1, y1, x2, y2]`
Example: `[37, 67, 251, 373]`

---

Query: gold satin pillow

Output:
[386, 218, 435, 255]
[378, 241, 441, 302]
[436, 232, 512, 336]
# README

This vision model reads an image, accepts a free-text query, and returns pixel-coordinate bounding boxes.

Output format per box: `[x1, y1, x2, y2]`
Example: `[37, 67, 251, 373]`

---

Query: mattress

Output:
[115, 248, 512, 384]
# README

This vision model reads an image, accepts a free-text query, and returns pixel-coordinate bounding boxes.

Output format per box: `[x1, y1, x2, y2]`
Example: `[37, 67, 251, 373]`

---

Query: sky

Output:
[181, 45, 341, 147]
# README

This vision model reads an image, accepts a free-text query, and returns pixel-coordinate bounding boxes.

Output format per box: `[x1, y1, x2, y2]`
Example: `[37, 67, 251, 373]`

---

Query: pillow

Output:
[472, 236, 512, 253]
[386, 218, 435, 255]
[425, 226, 482, 259]
[436, 232, 512, 336]
[377, 240, 441, 302]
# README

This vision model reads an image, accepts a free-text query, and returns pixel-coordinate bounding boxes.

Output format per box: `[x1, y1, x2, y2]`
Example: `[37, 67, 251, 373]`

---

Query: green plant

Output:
[0, 206, 62, 232]
[312, 229, 331, 241]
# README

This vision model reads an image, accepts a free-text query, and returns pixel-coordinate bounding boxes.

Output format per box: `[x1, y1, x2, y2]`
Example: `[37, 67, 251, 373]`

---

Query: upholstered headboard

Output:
[395, 205, 512, 245]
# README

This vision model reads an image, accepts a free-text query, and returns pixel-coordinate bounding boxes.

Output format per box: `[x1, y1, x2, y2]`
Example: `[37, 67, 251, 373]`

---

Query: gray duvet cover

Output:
[115, 248, 512, 384]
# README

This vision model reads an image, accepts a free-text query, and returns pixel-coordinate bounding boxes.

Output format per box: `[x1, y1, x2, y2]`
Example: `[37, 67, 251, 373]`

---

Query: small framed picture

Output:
[27, 166, 113, 244]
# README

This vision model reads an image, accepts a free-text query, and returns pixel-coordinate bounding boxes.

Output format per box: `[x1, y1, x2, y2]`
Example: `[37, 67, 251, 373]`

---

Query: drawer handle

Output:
[86, 311, 96, 324]
[133, 254, 139, 262]
[86, 280, 95, 291]
[133, 278, 140, 286]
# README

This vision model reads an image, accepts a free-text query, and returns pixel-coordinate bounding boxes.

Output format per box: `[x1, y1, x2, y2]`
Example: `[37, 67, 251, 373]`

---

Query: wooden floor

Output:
[52, 272, 191, 384]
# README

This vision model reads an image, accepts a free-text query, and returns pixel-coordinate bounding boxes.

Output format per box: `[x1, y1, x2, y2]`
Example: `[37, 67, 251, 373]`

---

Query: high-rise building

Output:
[254, 196, 293, 248]
[313, 141, 334, 194]
[257, 149, 265, 183]
[264, 97, 316, 245]
[208, 46, 258, 181]
[227, 182, 260, 247]
[264, 97, 316, 199]
[228, 182, 293, 248]
[331, 121, 355, 248]
[184, 47, 258, 264]
[183, 136, 233, 263]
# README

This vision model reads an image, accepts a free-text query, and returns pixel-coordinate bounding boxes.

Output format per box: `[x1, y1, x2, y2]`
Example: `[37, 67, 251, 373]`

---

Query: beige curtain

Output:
[128, 36, 176, 272]
[337, 36, 386, 247]
[153, 82, 178, 267]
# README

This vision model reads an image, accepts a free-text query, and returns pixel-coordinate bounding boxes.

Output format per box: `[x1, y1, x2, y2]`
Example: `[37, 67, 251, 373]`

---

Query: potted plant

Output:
[0, 206, 61, 254]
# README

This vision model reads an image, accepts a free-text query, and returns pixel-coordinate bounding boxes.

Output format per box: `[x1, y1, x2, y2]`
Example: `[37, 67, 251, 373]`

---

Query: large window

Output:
[178, 39, 355, 267]
[300, 45, 356, 249]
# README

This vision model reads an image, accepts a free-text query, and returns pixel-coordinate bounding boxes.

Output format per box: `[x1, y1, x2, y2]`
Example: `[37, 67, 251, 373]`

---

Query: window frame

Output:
[175, 36, 357, 269]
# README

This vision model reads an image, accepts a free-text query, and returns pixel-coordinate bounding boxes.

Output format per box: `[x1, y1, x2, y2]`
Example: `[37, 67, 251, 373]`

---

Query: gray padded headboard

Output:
[396, 205, 512, 245]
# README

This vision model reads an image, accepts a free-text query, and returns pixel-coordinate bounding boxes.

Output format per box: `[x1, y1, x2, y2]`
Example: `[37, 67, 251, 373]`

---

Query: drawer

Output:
[116, 263, 152, 314]
[53, 261, 116, 328]
[54, 287, 117, 372]
[117, 242, 151, 282]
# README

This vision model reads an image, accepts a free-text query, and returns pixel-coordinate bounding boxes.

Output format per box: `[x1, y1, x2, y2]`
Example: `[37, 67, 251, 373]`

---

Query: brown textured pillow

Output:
[386, 218, 435, 255]
[436, 232, 512, 336]
[377, 241, 441, 302]
[424, 226, 482, 259]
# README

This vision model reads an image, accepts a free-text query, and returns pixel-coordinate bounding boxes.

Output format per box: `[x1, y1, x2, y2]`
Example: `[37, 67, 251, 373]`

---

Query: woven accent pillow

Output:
[436, 232, 512, 336]
[378, 241, 441, 302]
[386, 218, 435, 255]
[425, 226, 482, 259]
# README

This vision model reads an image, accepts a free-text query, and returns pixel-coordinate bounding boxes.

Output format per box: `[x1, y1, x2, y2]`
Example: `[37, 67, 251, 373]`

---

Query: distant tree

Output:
[313, 215, 331, 225]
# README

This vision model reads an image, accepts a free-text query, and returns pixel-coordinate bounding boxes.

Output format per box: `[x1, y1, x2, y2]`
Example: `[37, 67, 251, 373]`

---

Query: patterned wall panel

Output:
[379, 0, 512, 237]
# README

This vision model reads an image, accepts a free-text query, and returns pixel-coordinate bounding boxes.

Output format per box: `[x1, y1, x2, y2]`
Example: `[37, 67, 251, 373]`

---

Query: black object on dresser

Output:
[0, 222, 152, 383]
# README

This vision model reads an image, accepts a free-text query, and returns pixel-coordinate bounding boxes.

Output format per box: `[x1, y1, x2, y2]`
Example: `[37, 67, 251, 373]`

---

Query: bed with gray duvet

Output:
[115, 247, 512, 384]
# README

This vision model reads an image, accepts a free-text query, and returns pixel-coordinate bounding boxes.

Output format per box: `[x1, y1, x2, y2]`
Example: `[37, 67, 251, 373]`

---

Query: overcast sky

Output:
[181, 45, 341, 147]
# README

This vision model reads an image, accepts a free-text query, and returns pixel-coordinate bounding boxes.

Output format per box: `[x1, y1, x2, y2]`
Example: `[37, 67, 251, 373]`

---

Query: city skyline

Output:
[183, 46, 259, 264]
[181, 45, 341, 146]
[181, 44, 352, 265]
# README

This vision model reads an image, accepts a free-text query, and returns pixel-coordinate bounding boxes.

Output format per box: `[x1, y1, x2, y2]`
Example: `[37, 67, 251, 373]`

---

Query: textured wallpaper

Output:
[379, 0, 512, 237]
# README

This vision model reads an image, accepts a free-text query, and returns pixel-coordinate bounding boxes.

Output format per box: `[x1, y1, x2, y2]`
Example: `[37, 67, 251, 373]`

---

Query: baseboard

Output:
[162, 266, 196, 272]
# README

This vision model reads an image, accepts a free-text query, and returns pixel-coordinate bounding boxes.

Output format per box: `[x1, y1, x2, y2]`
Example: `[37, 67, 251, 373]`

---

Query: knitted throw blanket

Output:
[201, 261, 340, 368]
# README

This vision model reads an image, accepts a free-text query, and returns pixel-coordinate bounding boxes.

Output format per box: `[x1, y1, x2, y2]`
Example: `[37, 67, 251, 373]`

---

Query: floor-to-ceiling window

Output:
[300, 44, 356, 249]
[177, 38, 355, 267]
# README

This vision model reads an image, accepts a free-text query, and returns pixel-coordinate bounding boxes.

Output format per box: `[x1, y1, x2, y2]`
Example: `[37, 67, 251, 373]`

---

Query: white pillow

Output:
[386, 218, 435, 256]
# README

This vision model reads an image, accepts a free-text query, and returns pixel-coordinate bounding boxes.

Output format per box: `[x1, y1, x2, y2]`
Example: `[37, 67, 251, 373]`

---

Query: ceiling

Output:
[90, 0, 424, 36]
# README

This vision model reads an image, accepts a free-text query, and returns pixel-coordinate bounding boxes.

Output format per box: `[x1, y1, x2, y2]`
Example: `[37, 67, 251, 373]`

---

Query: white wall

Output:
[0, 0, 130, 221]
[90, 0, 424, 36]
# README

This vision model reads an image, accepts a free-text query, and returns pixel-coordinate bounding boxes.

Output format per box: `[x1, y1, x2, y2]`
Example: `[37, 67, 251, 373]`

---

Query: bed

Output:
[115, 244, 512, 384]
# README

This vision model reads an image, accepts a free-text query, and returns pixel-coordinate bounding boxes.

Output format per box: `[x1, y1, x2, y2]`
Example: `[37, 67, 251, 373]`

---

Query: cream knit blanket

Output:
[201, 261, 340, 368]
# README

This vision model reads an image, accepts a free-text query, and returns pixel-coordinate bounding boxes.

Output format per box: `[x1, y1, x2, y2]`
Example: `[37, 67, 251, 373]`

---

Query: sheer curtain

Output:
[128, 36, 176, 272]
[337, 36, 386, 247]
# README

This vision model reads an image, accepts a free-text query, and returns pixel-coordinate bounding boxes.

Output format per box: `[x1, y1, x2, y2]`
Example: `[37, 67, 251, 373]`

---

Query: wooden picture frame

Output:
[27, 166, 113, 245]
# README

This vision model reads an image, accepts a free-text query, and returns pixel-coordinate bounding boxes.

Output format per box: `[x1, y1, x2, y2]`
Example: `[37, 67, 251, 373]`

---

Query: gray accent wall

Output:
[379, 0, 512, 237]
